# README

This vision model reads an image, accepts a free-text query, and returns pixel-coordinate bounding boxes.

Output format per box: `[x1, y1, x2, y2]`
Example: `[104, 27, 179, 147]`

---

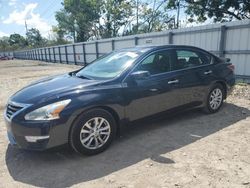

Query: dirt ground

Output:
[0, 60, 249, 188]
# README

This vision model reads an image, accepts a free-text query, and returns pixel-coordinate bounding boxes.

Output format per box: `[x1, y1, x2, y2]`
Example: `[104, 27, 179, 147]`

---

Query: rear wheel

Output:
[69, 109, 117, 155]
[204, 84, 225, 113]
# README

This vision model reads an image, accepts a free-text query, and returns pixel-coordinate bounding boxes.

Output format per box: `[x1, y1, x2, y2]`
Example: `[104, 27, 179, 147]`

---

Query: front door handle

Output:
[149, 88, 158, 92]
[168, 79, 179, 84]
[204, 70, 212, 75]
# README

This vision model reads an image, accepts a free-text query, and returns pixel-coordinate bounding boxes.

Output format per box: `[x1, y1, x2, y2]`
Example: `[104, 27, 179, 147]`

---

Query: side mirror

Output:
[220, 57, 231, 63]
[131, 70, 150, 80]
[226, 58, 231, 62]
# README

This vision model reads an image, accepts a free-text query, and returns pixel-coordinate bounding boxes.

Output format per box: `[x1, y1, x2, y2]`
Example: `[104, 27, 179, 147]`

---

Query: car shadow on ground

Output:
[5, 103, 250, 187]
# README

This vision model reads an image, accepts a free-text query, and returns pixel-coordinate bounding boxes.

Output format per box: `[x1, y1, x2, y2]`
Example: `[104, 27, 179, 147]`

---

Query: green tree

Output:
[55, 0, 175, 40]
[167, 0, 250, 23]
[0, 37, 10, 51]
[138, 0, 173, 33]
[122, 0, 173, 35]
[55, 9, 75, 41]
[8, 34, 27, 47]
[56, 0, 102, 42]
[99, 0, 134, 38]
[26, 28, 43, 47]
[51, 26, 69, 45]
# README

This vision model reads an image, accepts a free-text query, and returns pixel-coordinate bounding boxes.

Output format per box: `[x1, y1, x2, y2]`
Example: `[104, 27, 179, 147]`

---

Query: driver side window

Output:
[136, 50, 172, 75]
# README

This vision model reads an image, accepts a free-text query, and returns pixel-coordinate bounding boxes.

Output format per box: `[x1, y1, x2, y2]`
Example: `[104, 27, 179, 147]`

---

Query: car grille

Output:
[5, 103, 24, 119]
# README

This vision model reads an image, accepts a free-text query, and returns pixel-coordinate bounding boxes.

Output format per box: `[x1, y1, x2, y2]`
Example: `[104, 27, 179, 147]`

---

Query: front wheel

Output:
[69, 109, 117, 155]
[204, 84, 225, 113]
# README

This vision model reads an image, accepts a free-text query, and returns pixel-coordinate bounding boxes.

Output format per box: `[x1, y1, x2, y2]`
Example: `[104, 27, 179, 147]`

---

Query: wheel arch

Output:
[68, 106, 120, 154]
[69, 105, 121, 138]
[96, 106, 121, 134]
[214, 80, 227, 99]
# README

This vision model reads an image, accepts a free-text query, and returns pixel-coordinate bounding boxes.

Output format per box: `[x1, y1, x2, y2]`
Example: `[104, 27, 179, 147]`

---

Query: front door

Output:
[123, 49, 183, 121]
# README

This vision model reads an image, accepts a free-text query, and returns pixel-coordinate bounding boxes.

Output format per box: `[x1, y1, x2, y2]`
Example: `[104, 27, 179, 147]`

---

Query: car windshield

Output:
[76, 49, 148, 80]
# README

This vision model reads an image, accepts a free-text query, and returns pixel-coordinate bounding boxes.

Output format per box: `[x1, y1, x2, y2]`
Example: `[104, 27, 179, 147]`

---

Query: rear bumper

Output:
[226, 75, 236, 97]
[227, 85, 234, 96]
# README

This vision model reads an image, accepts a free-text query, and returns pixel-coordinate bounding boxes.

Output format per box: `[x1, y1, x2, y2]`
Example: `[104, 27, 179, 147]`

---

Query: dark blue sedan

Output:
[4, 45, 235, 155]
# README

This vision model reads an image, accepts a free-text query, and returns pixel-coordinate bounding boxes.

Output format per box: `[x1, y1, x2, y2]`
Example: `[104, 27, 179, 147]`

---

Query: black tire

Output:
[203, 83, 225, 114]
[69, 108, 117, 155]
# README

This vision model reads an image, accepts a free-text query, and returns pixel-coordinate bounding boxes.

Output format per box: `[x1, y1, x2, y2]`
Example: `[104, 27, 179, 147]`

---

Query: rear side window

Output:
[173, 50, 211, 70]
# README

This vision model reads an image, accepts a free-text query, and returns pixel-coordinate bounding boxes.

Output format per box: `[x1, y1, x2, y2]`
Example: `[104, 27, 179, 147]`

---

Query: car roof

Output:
[121, 45, 208, 52]
[119, 45, 215, 57]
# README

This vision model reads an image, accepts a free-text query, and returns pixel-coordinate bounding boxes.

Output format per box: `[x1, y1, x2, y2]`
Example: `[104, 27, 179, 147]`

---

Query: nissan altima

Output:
[4, 45, 235, 155]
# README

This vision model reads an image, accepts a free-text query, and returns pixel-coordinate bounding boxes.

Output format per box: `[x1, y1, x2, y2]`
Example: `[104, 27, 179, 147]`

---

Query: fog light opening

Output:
[25, 135, 49, 143]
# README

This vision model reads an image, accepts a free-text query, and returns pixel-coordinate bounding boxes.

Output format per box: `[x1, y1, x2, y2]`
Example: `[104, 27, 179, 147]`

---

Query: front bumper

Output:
[4, 113, 71, 150]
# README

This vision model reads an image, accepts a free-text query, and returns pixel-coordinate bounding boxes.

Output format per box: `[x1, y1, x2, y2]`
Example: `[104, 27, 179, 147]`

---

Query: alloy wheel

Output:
[209, 88, 223, 110]
[80, 117, 111, 150]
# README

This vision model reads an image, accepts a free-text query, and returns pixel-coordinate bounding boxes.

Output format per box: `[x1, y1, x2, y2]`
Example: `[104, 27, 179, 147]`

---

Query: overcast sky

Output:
[0, 0, 63, 37]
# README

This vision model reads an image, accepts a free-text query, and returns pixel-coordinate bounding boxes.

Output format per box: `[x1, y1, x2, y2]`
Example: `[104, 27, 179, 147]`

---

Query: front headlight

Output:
[24, 99, 71, 120]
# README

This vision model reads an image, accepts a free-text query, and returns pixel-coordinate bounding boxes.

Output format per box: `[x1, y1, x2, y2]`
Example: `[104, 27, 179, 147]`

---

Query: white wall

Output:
[8, 19, 250, 78]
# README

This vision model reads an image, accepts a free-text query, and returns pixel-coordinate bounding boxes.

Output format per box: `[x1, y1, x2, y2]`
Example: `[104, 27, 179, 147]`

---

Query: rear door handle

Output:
[168, 79, 179, 84]
[204, 70, 212, 75]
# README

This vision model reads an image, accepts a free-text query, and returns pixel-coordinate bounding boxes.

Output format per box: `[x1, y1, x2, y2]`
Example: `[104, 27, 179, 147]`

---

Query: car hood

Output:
[10, 74, 103, 104]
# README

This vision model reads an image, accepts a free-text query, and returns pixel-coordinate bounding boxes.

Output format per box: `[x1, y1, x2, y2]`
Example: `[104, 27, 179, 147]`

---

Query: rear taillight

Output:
[227, 64, 235, 72]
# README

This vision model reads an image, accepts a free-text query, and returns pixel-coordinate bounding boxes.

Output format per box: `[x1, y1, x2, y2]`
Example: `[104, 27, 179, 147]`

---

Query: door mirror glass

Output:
[131, 70, 150, 80]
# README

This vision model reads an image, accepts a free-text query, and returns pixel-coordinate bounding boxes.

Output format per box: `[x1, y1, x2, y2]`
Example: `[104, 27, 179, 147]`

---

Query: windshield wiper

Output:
[75, 74, 92, 80]
[69, 72, 90, 79]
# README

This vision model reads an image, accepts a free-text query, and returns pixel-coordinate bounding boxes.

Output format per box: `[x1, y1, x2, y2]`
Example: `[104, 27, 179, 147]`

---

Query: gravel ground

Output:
[0, 60, 249, 188]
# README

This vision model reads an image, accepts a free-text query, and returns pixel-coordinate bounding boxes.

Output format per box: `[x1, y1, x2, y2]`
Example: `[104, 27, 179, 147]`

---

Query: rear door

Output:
[171, 48, 215, 105]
